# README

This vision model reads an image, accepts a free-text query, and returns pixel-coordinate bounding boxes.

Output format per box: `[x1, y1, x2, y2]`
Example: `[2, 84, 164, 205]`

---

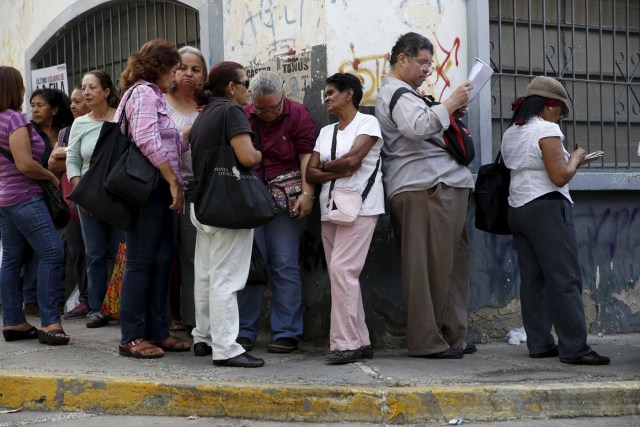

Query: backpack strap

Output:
[326, 124, 380, 206]
[0, 145, 15, 163]
[388, 87, 448, 150]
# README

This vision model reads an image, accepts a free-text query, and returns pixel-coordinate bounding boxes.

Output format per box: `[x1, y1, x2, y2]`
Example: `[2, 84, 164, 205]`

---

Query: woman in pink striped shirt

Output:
[114, 39, 189, 359]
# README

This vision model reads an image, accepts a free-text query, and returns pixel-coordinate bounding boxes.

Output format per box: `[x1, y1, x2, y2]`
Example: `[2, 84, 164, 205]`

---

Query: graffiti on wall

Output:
[327, 0, 468, 106]
[338, 35, 463, 105]
[226, 0, 324, 103]
[226, 0, 324, 65]
[338, 44, 390, 106]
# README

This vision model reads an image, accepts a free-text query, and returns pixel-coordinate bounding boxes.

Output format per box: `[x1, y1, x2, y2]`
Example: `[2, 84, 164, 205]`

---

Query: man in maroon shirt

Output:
[237, 71, 316, 353]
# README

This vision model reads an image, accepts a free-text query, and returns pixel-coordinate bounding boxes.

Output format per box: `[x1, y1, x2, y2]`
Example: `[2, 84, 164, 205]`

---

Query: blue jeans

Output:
[79, 209, 125, 312]
[237, 213, 304, 342]
[0, 195, 65, 327]
[21, 245, 38, 304]
[119, 184, 175, 344]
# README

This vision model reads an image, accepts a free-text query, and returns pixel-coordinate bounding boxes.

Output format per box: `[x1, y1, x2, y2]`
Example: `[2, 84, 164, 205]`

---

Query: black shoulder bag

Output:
[66, 87, 145, 229]
[473, 151, 512, 235]
[194, 104, 277, 229]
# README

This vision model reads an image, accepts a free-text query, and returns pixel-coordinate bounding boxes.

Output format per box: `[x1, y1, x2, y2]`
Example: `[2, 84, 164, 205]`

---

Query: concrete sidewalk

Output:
[1, 317, 639, 424]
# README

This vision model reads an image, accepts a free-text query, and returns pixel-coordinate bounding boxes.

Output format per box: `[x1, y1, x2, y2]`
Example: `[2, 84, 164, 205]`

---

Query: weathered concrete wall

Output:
[301, 191, 640, 347]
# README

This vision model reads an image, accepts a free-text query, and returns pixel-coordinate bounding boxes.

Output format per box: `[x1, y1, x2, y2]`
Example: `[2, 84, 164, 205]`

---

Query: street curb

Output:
[1, 370, 640, 423]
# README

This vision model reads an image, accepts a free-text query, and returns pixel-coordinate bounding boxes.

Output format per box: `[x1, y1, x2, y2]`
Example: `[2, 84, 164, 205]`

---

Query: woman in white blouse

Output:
[306, 73, 384, 364]
[501, 76, 609, 366]
[163, 46, 207, 334]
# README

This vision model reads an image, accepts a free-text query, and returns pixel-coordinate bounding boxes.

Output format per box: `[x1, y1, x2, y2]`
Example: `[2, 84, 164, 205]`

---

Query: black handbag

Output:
[40, 180, 71, 229]
[0, 145, 70, 229]
[246, 239, 268, 286]
[66, 88, 145, 230]
[194, 105, 277, 229]
[104, 142, 159, 206]
[474, 151, 512, 235]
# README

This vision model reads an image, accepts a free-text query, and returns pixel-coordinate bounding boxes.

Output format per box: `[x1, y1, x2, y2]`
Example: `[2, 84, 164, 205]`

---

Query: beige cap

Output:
[526, 76, 571, 114]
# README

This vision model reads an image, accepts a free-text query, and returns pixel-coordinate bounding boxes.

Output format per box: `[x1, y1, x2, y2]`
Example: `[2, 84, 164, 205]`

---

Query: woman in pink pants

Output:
[306, 73, 384, 364]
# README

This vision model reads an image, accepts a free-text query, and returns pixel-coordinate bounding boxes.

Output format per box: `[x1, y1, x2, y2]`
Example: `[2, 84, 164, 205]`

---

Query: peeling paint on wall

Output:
[612, 282, 640, 315]
[224, 0, 325, 65]
[0, 0, 73, 74]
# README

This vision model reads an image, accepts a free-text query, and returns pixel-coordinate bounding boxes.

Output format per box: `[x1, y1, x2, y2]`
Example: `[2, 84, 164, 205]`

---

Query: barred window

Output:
[490, 0, 640, 170]
[32, 0, 200, 92]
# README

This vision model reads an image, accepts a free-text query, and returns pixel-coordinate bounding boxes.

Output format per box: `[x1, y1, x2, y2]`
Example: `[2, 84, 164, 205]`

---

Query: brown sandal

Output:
[119, 338, 164, 359]
[153, 336, 191, 352]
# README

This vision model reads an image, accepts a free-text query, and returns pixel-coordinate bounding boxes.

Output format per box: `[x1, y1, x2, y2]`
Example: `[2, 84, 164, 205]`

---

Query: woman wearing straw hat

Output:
[501, 76, 609, 365]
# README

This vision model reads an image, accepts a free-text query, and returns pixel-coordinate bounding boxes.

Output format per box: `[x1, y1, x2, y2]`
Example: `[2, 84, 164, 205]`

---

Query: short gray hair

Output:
[249, 71, 283, 97]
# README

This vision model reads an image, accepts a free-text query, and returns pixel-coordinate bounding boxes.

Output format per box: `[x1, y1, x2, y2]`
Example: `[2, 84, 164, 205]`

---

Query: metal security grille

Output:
[32, 0, 200, 93]
[489, 0, 640, 170]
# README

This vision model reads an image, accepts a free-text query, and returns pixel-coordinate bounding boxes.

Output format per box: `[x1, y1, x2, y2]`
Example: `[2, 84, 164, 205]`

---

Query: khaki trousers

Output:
[390, 184, 470, 356]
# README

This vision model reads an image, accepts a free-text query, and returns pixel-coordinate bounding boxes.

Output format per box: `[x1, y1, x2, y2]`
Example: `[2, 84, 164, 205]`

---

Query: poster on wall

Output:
[31, 64, 69, 94]
[245, 49, 312, 104]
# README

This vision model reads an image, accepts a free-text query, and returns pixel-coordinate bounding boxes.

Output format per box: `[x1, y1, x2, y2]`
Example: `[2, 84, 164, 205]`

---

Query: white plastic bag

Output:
[506, 327, 527, 344]
[64, 285, 80, 313]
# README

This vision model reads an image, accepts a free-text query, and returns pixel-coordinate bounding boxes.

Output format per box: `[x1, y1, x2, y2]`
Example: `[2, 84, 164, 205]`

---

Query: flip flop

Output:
[3, 326, 39, 342]
[37, 328, 70, 346]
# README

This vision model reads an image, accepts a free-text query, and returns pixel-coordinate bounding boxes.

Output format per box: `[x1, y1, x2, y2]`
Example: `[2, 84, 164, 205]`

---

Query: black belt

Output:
[535, 192, 566, 201]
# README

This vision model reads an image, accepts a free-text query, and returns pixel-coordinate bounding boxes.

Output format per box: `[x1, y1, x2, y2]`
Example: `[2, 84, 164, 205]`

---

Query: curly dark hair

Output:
[120, 39, 181, 91]
[325, 73, 364, 108]
[30, 88, 73, 130]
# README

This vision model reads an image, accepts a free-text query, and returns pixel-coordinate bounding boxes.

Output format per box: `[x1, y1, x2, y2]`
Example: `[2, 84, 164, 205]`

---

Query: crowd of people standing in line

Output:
[0, 31, 609, 367]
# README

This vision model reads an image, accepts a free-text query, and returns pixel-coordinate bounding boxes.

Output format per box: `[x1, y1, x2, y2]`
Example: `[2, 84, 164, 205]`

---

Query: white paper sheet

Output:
[466, 57, 493, 105]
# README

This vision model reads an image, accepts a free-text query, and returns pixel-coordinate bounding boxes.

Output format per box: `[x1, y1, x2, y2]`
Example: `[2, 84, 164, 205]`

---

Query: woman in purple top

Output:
[115, 39, 188, 359]
[0, 66, 68, 345]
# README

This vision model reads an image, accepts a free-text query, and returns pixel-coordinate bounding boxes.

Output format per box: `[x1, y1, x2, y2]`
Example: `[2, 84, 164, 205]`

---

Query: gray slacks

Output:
[508, 194, 591, 359]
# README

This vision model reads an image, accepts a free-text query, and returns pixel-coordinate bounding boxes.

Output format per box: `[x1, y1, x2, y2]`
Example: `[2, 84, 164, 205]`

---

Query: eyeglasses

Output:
[254, 92, 285, 114]
[408, 55, 434, 74]
[233, 79, 250, 89]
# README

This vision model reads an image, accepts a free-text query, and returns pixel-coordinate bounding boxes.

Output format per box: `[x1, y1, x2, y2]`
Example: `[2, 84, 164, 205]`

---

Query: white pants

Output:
[190, 205, 253, 360]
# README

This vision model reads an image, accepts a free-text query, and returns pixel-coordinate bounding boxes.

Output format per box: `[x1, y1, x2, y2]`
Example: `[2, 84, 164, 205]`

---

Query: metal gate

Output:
[32, 0, 200, 92]
[489, 0, 640, 170]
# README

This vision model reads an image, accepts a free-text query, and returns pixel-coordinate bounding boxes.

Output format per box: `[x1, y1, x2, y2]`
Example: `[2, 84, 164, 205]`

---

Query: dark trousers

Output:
[508, 195, 591, 359]
[63, 219, 88, 303]
[120, 183, 175, 344]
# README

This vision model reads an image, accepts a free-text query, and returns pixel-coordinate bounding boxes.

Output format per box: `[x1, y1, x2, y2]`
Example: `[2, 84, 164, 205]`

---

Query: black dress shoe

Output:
[463, 343, 477, 354]
[416, 348, 464, 359]
[213, 352, 265, 368]
[236, 336, 253, 351]
[560, 350, 610, 365]
[193, 342, 212, 357]
[529, 347, 559, 358]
